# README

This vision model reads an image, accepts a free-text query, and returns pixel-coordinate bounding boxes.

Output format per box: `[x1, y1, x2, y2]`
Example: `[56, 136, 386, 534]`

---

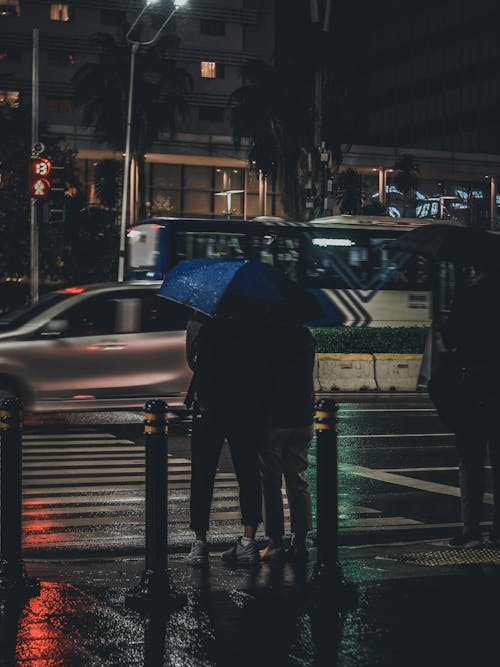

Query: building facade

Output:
[0, 0, 283, 221]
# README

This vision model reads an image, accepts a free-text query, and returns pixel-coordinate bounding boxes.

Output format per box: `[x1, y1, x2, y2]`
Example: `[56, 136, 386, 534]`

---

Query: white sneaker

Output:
[222, 537, 260, 565]
[187, 540, 209, 566]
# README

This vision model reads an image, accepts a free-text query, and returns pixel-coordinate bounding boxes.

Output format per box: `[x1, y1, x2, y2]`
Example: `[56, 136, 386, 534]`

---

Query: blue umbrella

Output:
[158, 258, 324, 321]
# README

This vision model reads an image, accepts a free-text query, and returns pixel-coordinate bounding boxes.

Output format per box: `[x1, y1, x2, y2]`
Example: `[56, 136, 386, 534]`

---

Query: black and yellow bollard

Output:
[0, 398, 39, 600]
[311, 398, 349, 606]
[126, 400, 182, 612]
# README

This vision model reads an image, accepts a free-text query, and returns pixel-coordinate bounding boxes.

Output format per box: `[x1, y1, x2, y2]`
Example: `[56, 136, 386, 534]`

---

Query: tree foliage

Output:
[72, 27, 191, 217]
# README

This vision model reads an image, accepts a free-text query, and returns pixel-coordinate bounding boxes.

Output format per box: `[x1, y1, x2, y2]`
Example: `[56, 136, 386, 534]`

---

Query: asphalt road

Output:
[19, 392, 488, 555]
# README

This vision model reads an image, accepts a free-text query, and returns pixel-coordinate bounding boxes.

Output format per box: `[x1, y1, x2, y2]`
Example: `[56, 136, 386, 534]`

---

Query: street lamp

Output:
[118, 0, 188, 282]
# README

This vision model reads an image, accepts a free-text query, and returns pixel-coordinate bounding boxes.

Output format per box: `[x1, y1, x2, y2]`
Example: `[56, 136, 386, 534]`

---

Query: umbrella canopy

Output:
[390, 223, 500, 265]
[158, 258, 325, 322]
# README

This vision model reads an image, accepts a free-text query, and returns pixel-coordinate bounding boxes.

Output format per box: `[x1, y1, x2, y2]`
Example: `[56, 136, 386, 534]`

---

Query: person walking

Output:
[185, 312, 268, 566]
[258, 322, 316, 562]
[441, 263, 500, 548]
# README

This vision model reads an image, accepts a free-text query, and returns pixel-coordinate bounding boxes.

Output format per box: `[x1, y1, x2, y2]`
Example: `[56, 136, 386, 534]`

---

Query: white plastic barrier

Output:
[316, 354, 377, 391]
[373, 354, 423, 391]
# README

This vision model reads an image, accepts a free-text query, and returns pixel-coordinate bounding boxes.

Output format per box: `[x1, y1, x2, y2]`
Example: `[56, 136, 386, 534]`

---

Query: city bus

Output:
[126, 215, 433, 327]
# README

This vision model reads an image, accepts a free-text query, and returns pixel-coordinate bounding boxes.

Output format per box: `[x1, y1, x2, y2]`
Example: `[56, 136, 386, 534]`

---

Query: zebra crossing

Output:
[20, 429, 286, 552]
[19, 428, 421, 553]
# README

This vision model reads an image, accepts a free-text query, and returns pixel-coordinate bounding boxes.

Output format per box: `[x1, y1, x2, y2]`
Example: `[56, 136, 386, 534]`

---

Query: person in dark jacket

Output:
[185, 313, 269, 566]
[258, 323, 316, 562]
[441, 263, 500, 549]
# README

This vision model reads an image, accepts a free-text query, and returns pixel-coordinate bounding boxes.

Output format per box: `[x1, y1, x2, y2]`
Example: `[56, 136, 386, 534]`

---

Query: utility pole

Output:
[30, 28, 39, 304]
[310, 0, 332, 219]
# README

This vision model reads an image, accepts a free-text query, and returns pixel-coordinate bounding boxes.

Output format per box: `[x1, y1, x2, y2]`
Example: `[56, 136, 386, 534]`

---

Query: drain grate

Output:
[388, 548, 500, 567]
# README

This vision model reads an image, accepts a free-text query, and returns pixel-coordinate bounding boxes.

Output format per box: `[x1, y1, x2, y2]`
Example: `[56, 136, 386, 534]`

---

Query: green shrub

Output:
[309, 326, 429, 354]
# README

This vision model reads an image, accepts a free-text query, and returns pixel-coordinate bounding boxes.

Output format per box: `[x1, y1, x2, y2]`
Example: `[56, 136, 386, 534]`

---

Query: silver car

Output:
[0, 282, 192, 412]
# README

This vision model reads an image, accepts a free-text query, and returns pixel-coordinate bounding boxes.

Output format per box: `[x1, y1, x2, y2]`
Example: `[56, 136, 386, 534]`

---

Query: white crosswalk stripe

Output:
[19, 430, 416, 551]
[20, 430, 283, 550]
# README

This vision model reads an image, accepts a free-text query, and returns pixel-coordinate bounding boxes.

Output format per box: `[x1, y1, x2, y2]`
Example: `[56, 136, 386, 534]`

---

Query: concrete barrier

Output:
[316, 354, 377, 391]
[373, 354, 423, 391]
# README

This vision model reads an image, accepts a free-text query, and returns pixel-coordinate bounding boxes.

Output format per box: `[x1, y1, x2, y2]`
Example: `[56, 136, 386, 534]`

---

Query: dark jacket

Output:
[442, 280, 500, 366]
[185, 317, 269, 425]
[267, 325, 315, 428]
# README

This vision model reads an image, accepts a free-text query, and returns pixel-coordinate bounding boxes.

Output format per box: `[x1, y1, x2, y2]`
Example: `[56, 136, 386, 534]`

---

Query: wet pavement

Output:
[3, 395, 499, 664]
[1, 541, 498, 666]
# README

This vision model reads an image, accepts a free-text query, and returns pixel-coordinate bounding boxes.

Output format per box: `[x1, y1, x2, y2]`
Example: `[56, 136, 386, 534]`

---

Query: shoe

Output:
[448, 532, 483, 549]
[222, 537, 260, 565]
[259, 544, 286, 563]
[187, 540, 209, 566]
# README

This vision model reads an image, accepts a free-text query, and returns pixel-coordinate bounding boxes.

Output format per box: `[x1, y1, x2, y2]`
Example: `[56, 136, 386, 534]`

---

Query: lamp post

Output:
[118, 0, 188, 282]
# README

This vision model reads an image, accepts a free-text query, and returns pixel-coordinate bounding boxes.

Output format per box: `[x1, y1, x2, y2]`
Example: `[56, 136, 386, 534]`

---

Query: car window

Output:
[140, 293, 190, 332]
[58, 294, 119, 337]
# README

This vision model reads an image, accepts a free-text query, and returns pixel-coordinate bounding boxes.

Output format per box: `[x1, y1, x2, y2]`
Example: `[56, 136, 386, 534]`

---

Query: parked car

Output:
[0, 282, 192, 412]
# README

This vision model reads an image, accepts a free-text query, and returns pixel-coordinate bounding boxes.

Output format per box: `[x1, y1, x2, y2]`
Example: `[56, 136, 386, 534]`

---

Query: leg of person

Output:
[188, 411, 225, 565]
[487, 435, 500, 544]
[221, 425, 263, 565]
[449, 430, 487, 548]
[258, 429, 286, 562]
[282, 425, 313, 560]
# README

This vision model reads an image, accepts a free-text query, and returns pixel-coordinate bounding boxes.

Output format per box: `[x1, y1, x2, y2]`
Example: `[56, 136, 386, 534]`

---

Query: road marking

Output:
[380, 466, 492, 472]
[339, 408, 437, 413]
[341, 517, 422, 527]
[338, 433, 453, 439]
[341, 463, 494, 504]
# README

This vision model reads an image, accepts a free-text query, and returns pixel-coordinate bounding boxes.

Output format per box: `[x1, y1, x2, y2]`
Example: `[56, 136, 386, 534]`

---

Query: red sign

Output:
[30, 157, 53, 199]
[31, 157, 52, 177]
[30, 177, 51, 199]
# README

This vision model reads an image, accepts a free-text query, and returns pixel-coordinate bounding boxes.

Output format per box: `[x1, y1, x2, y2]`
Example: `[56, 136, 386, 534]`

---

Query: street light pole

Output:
[117, 0, 188, 282]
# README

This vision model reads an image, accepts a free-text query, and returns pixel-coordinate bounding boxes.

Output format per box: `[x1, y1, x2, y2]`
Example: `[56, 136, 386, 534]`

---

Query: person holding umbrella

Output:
[160, 258, 324, 566]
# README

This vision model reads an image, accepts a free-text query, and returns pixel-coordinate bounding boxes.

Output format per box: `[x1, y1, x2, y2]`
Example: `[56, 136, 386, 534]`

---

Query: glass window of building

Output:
[0, 0, 20, 16]
[184, 191, 211, 216]
[200, 61, 217, 79]
[48, 50, 75, 66]
[0, 90, 20, 108]
[47, 97, 73, 112]
[50, 3, 71, 21]
[214, 168, 243, 192]
[200, 19, 225, 36]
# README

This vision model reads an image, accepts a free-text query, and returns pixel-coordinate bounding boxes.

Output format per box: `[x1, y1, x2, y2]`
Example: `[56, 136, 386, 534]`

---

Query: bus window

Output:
[303, 230, 432, 290]
[247, 235, 301, 282]
[175, 231, 246, 261]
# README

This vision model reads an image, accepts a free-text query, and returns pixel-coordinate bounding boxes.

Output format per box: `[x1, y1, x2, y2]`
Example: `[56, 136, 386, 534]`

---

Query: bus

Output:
[126, 215, 433, 327]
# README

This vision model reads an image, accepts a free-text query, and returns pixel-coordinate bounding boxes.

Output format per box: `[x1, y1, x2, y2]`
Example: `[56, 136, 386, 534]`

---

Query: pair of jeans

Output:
[455, 430, 500, 535]
[189, 411, 263, 533]
[258, 424, 314, 539]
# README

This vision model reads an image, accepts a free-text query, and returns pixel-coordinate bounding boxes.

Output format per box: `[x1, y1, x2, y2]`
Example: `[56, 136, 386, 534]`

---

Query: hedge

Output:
[309, 326, 429, 354]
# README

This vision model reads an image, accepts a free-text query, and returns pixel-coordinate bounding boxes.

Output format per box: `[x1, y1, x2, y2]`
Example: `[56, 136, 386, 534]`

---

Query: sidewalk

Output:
[3, 539, 500, 666]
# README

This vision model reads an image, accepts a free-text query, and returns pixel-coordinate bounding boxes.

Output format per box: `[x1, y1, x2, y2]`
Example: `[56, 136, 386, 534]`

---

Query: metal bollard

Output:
[126, 400, 182, 612]
[0, 398, 39, 600]
[311, 398, 346, 601]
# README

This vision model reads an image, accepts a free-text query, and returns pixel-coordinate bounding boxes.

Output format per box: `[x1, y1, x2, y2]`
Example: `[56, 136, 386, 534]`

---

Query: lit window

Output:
[0, 0, 20, 16]
[200, 61, 217, 79]
[50, 3, 71, 21]
[0, 90, 20, 108]
[47, 97, 73, 113]
[48, 50, 75, 66]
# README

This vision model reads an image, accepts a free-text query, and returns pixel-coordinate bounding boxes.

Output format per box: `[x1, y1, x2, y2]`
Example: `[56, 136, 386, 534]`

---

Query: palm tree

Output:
[230, 60, 314, 220]
[72, 28, 191, 217]
[392, 154, 420, 217]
